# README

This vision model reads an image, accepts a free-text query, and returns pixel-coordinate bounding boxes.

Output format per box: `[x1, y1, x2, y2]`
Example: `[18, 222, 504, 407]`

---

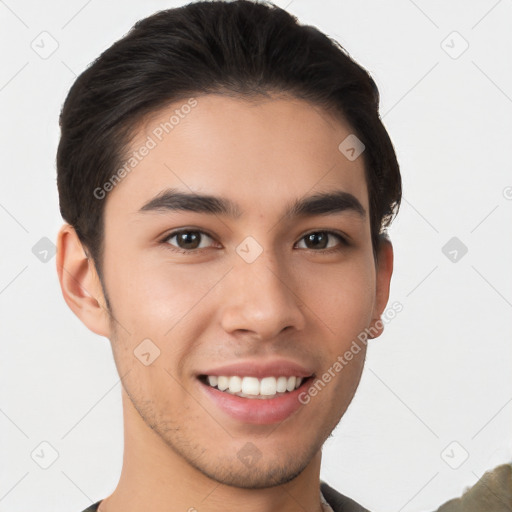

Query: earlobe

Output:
[55, 223, 111, 338]
[368, 236, 394, 339]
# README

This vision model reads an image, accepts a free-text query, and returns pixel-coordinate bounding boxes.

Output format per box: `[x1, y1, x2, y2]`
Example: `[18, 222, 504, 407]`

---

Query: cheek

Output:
[103, 247, 227, 337]
[299, 256, 376, 337]
[102, 253, 217, 394]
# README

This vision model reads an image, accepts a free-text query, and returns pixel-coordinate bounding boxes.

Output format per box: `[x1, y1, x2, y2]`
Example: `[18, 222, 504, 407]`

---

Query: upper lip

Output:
[197, 359, 315, 379]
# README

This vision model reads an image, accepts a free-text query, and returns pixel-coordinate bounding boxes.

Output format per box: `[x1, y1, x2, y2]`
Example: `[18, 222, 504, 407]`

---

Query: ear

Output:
[55, 223, 111, 338]
[368, 235, 394, 339]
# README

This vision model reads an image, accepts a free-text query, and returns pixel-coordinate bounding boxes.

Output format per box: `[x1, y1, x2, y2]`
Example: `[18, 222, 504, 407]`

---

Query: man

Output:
[55, 1, 401, 511]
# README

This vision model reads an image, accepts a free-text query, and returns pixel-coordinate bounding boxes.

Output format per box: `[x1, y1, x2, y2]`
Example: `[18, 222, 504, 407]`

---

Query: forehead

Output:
[105, 93, 369, 220]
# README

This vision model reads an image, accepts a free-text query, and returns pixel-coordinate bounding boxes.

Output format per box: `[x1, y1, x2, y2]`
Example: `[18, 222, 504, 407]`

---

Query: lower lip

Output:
[198, 377, 312, 425]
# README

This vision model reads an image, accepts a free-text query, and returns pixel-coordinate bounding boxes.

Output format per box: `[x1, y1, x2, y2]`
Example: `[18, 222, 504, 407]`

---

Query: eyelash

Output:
[161, 228, 350, 255]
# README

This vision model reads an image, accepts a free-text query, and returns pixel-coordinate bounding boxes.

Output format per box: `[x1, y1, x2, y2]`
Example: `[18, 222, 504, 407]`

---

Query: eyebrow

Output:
[139, 188, 366, 220]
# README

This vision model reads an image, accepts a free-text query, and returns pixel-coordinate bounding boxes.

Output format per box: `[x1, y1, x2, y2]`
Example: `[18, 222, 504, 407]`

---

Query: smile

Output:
[200, 374, 304, 399]
[197, 374, 314, 424]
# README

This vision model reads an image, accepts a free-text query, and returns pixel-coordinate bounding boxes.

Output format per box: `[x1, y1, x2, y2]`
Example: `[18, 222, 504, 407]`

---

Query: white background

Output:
[0, 1, 511, 511]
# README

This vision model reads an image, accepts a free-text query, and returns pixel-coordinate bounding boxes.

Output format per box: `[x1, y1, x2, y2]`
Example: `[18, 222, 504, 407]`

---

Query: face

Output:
[92, 93, 390, 488]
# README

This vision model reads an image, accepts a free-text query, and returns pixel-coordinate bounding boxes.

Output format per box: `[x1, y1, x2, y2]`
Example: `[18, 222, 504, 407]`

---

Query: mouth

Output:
[198, 374, 312, 399]
[197, 373, 315, 424]
[195, 358, 316, 424]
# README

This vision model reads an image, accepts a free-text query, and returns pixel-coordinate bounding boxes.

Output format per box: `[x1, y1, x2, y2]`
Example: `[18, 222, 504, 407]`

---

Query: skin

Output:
[56, 93, 393, 512]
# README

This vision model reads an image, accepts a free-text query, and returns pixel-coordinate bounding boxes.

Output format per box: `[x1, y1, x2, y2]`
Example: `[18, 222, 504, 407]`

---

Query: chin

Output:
[196, 461, 308, 489]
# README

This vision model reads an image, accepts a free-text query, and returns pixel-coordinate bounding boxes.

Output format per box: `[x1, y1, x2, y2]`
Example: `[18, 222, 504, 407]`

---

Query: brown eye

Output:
[164, 230, 215, 252]
[296, 231, 348, 251]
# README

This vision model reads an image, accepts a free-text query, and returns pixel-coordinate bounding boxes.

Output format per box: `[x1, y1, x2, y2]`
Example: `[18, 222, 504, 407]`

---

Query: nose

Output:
[219, 249, 306, 340]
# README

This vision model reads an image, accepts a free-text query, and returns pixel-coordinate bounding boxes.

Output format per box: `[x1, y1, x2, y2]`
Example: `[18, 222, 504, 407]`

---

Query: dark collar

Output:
[82, 483, 372, 512]
[321, 480, 372, 512]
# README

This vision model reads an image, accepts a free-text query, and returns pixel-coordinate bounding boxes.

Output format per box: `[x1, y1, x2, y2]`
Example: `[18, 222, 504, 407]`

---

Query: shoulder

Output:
[321, 480, 372, 512]
[434, 463, 512, 512]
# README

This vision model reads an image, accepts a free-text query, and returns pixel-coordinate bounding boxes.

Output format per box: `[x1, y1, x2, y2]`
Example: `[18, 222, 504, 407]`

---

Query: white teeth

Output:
[217, 376, 229, 391]
[286, 376, 296, 392]
[204, 375, 306, 397]
[276, 376, 288, 393]
[242, 376, 260, 395]
[228, 376, 242, 393]
[260, 376, 277, 396]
